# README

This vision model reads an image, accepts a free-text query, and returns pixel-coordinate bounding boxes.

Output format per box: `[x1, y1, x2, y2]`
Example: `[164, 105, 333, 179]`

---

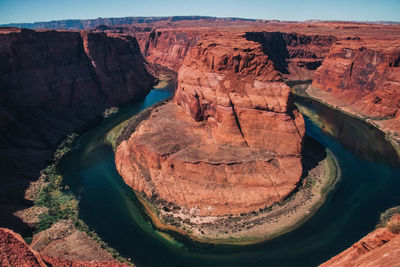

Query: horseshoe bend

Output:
[114, 30, 340, 243]
[1, 14, 400, 266]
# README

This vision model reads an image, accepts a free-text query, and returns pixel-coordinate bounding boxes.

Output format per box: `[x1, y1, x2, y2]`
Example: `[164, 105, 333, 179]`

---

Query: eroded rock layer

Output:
[244, 32, 336, 81]
[0, 27, 154, 234]
[320, 227, 400, 267]
[116, 33, 305, 216]
[0, 227, 129, 267]
[310, 38, 400, 148]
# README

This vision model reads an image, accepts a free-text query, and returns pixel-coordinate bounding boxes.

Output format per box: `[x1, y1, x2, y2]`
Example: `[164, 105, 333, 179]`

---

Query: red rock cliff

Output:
[0, 227, 130, 267]
[0, 28, 155, 233]
[310, 38, 400, 149]
[320, 227, 400, 267]
[244, 31, 336, 81]
[138, 29, 202, 71]
[115, 33, 305, 216]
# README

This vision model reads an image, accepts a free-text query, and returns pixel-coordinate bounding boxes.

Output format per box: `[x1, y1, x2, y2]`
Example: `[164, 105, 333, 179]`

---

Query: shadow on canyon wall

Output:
[0, 28, 155, 236]
[294, 95, 400, 166]
[244, 32, 336, 80]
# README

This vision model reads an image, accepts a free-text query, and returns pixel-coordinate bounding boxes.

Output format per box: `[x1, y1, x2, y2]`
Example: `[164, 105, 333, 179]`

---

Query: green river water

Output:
[59, 83, 400, 266]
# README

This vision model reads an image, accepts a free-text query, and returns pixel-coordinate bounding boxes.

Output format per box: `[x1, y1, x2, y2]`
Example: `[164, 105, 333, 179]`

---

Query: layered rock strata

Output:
[244, 32, 336, 81]
[0, 227, 130, 267]
[115, 34, 305, 218]
[137, 29, 202, 72]
[0, 28, 154, 233]
[309, 39, 400, 152]
[320, 227, 400, 266]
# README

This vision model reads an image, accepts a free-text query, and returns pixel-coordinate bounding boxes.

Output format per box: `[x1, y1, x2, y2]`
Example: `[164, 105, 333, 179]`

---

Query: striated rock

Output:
[312, 40, 400, 119]
[115, 33, 305, 216]
[138, 29, 202, 71]
[245, 31, 336, 81]
[0, 227, 46, 267]
[30, 220, 118, 263]
[310, 39, 400, 149]
[0, 227, 130, 267]
[0, 16, 259, 30]
[320, 227, 400, 267]
[0, 28, 153, 178]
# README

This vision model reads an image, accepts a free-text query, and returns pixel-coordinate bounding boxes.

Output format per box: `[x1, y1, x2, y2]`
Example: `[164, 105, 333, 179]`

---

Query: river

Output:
[59, 84, 400, 267]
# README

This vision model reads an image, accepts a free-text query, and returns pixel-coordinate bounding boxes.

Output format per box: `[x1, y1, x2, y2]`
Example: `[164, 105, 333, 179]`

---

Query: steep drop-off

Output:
[115, 33, 305, 222]
[309, 38, 400, 152]
[320, 222, 400, 267]
[244, 31, 336, 81]
[0, 28, 154, 234]
[137, 28, 202, 72]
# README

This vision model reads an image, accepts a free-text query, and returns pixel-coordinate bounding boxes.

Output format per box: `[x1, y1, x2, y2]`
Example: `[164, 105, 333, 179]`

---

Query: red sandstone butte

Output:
[115, 33, 305, 216]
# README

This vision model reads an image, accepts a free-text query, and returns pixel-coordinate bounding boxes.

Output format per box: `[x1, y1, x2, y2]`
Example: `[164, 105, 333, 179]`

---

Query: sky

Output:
[0, 0, 399, 25]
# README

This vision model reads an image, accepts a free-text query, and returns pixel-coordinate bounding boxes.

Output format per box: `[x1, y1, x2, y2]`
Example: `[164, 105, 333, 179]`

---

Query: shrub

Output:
[376, 206, 400, 229]
[387, 214, 400, 234]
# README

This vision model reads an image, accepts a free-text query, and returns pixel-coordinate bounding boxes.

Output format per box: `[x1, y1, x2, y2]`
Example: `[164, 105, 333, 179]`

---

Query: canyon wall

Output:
[138, 29, 202, 71]
[1, 16, 258, 30]
[245, 31, 336, 81]
[136, 29, 336, 77]
[0, 28, 154, 233]
[115, 33, 305, 216]
[310, 39, 400, 149]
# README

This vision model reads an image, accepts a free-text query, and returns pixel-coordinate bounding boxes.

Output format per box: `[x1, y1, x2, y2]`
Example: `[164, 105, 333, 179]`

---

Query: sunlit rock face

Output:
[310, 39, 400, 147]
[320, 227, 400, 267]
[116, 33, 305, 216]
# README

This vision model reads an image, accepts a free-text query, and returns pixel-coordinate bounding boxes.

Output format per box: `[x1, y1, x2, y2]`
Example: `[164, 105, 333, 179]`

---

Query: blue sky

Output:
[0, 0, 399, 24]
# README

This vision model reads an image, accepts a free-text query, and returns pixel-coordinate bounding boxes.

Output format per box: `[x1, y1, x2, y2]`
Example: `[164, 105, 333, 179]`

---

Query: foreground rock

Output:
[0, 227, 46, 267]
[320, 215, 400, 267]
[0, 227, 130, 267]
[30, 220, 117, 262]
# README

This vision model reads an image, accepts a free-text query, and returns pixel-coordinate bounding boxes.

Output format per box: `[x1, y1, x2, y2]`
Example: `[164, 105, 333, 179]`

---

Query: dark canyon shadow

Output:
[244, 31, 290, 74]
[244, 32, 336, 75]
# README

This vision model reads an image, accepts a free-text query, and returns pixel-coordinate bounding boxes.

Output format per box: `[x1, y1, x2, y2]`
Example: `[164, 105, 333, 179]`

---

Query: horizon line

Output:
[1, 15, 400, 26]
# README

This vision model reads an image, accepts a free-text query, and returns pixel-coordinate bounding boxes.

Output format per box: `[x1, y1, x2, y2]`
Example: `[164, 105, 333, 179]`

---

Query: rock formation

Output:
[320, 215, 400, 267]
[0, 227, 47, 267]
[115, 33, 305, 217]
[136, 29, 202, 71]
[0, 16, 259, 30]
[244, 32, 336, 81]
[1, 17, 400, 264]
[310, 38, 400, 151]
[0, 227, 130, 267]
[0, 27, 154, 234]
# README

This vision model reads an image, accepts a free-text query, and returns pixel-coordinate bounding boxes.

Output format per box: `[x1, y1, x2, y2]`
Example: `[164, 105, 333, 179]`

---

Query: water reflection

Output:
[294, 95, 400, 166]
